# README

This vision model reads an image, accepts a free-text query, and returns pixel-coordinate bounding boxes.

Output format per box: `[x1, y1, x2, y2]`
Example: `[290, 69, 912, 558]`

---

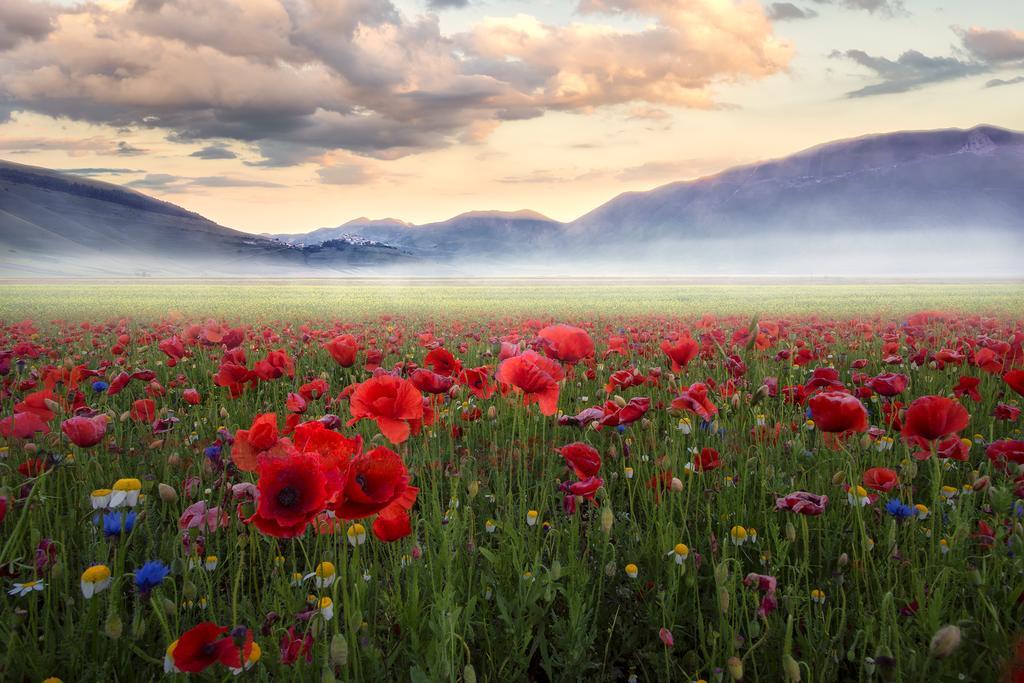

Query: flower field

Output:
[1, 283, 1024, 682]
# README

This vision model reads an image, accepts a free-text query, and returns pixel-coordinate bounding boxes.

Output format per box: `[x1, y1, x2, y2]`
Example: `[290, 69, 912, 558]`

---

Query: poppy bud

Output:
[972, 476, 990, 492]
[161, 597, 176, 617]
[119, 411, 130, 422]
[330, 633, 348, 665]
[831, 471, 845, 486]
[601, 507, 614, 535]
[467, 480, 479, 499]
[321, 665, 336, 683]
[718, 588, 730, 613]
[785, 522, 797, 543]
[928, 625, 961, 659]
[167, 453, 181, 468]
[183, 579, 197, 600]
[838, 553, 849, 567]
[487, 406, 497, 420]
[670, 477, 683, 492]
[714, 562, 729, 584]
[464, 665, 477, 683]
[157, 483, 177, 503]
[604, 561, 616, 577]
[727, 656, 743, 680]
[219, 407, 229, 419]
[783, 654, 801, 682]
[104, 611, 123, 640]
[44, 398, 60, 413]
[731, 394, 741, 408]
[613, 395, 627, 408]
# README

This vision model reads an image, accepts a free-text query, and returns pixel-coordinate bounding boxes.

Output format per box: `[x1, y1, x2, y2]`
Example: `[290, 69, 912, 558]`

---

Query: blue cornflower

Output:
[92, 380, 109, 393]
[100, 510, 137, 538]
[135, 560, 170, 593]
[885, 499, 916, 521]
[615, 425, 626, 434]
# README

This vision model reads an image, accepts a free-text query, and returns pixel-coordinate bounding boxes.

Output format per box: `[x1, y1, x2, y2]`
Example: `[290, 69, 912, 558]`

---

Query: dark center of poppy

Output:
[201, 642, 217, 657]
[276, 486, 299, 507]
[355, 473, 368, 491]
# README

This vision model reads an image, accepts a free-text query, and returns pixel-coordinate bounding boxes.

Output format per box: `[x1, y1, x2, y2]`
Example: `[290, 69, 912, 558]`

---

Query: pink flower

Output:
[179, 501, 229, 533]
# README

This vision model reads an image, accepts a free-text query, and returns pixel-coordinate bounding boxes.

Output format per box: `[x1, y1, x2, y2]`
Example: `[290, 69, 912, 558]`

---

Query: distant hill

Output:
[0, 160, 416, 276]
[3, 125, 1022, 277]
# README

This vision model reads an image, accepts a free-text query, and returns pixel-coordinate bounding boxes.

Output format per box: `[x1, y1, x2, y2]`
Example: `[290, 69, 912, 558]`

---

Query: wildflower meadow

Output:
[1, 284, 1023, 682]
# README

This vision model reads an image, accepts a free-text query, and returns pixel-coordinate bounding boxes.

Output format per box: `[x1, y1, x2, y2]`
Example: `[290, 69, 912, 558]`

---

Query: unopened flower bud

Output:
[158, 483, 177, 503]
[929, 625, 961, 659]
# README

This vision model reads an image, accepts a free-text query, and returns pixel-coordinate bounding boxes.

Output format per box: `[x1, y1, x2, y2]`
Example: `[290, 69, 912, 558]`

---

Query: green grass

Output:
[1, 281, 1022, 320]
[0, 284, 1022, 681]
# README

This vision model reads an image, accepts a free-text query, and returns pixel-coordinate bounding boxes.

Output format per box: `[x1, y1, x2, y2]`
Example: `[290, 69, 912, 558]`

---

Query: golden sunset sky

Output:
[1, 0, 1022, 233]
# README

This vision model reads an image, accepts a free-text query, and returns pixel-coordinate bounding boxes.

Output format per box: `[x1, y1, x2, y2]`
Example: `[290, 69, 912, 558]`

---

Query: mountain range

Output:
[2, 125, 1022, 277]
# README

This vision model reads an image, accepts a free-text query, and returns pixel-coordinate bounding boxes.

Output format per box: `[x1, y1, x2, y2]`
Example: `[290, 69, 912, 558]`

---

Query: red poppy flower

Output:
[333, 446, 415, 519]
[775, 491, 828, 516]
[298, 378, 329, 401]
[537, 325, 594, 364]
[61, 414, 107, 448]
[347, 375, 424, 444]
[805, 368, 844, 390]
[953, 376, 982, 402]
[660, 336, 699, 372]
[285, 392, 308, 414]
[458, 366, 495, 399]
[410, 368, 454, 395]
[253, 349, 295, 381]
[232, 413, 286, 472]
[182, 388, 201, 405]
[986, 439, 1024, 472]
[557, 442, 601, 479]
[994, 403, 1021, 421]
[213, 362, 253, 399]
[901, 395, 970, 444]
[14, 389, 56, 420]
[808, 391, 868, 434]
[372, 504, 413, 542]
[324, 334, 358, 367]
[424, 347, 462, 377]
[129, 398, 156, 423]
[599, 397, 651, 428]
[248, 451, 331, 538]
[280, 626, 313, 666]
[670, 383, 717, 422]
[565, 476, 603, 501]
[862, 467, 899, 492]
[0, 411, 51, 439]
[693, 447, 721, 472]
[496, 350, 564, 416]
[1004, 370, 1024, 398]
[931, 435, 969, 461]
[172, 622, 242, 673]
[865, 373, 908, 397]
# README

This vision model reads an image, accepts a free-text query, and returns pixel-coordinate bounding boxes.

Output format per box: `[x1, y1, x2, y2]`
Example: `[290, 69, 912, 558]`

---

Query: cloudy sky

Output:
[1, 0, 1022, 233]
